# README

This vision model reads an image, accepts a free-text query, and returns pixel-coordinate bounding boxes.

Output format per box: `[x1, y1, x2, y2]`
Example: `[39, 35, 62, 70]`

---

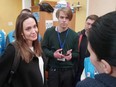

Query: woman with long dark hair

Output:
[0, 13, 47, 87]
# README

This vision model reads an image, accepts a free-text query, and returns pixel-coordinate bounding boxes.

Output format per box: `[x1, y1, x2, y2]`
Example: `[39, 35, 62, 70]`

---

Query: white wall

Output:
[22, 0, 31, 10]
[87, 0, 116, 16]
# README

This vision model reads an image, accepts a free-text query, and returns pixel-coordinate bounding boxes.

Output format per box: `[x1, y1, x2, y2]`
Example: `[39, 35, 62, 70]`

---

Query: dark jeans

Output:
[48, 68, 74, 87]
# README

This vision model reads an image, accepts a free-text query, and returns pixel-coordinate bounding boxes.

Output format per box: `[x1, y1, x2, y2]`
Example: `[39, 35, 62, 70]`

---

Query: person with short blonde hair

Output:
[56, 7, 73, 21]
[74, 15, 99, 86]
[42, 7, 78, 87]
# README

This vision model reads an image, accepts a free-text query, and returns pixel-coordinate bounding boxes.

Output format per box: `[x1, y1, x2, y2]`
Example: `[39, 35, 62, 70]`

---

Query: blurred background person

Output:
[75, 15, 99, 85]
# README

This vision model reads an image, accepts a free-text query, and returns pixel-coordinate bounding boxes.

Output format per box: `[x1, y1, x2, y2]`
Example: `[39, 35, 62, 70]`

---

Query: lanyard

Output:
[57, 28, 69, 49]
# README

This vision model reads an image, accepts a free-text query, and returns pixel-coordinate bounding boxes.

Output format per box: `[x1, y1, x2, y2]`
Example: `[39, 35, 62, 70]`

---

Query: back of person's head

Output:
[56, 7, 73, 21]
[88, 11, 116, 66]
[86, 14, 99, 21]
[20, 8, 32, 14]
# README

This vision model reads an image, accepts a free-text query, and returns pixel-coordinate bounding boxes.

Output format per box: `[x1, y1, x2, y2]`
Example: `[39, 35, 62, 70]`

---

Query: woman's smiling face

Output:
[22, 17, 38, 46]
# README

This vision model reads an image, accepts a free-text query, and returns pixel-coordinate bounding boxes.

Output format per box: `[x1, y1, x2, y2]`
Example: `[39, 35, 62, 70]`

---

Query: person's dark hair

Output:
[20, 9, 32, 14]
[15, 13, 42, 63]
[56, 7, 73, 21]
[86, 14, 99, 21]
[88, 11, 116, 66]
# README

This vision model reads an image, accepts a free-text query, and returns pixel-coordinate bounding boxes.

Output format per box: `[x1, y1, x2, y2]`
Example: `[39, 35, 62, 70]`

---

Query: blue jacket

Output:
[0, 30, 6, 56]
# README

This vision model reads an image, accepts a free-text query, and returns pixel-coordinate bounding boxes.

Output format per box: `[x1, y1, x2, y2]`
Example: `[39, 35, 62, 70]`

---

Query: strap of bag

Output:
[8, 42, 20, 84]
[78, 34, 83, 55]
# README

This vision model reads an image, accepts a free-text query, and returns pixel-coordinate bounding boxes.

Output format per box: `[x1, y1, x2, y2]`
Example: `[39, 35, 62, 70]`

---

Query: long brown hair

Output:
[15, 13, 42, 63]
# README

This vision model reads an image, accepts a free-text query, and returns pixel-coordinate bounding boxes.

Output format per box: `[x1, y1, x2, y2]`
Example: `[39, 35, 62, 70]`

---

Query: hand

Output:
[66, 49, 72, 55]
[54, 49, 64, 59]
[64, 49, 72, 61]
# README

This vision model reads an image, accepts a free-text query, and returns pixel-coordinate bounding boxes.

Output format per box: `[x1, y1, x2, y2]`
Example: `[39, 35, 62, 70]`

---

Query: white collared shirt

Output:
[30, 47, 44, 83]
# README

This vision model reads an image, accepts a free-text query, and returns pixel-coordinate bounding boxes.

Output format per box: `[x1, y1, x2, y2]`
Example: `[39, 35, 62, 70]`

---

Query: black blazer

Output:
[0, 43, 47, 87]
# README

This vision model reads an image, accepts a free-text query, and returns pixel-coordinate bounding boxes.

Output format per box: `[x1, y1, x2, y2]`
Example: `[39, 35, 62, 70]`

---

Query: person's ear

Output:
[101, 59, 111, 74]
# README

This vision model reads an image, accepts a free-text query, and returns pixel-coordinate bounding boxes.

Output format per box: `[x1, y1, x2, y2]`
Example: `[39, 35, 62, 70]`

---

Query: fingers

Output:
[67, 49, 72, 54]
[66, 49, 72, 56]
[54, 49, 63, 59]
[56, 49, 62, 52]
[54, 49, 72, 60]
[63, 53, 72, 61]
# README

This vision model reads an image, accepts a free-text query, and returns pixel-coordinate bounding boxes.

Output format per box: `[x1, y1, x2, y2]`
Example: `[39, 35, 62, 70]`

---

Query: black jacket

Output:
[76, 73, 116, 87]
[0, 44, 47, 87]
[76, 29, 90, 81]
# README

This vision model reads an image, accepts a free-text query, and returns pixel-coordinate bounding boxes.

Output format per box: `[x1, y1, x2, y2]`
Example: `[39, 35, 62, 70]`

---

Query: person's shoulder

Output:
[0, 30, 5, 36]
[8, 30, 14, 35]
[68, 28, 77, 36]
[77, 29, 85, 36]
[77, 31, 81, 36]
[44, 26, 56, 37]
[68, 28, 76, 33]
[7, 42, 16, 50]
[45, 26, 56, 36]
[76, 78, 94, 87]
[46, 26, 56, 31]
[76, 77, 105, 87]
[1, 42, 15, 58]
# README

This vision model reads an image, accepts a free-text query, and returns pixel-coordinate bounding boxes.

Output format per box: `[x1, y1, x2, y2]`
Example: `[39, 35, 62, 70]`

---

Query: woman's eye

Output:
[25, 27, 31, 31]
[33, 25, 37, 28]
